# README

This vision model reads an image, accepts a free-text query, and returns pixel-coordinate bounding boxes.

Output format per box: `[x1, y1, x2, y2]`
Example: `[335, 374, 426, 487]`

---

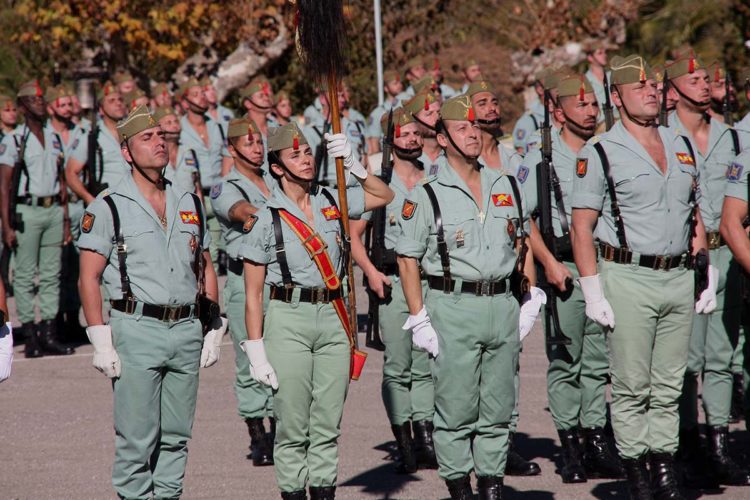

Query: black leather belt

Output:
[228, 258, 243, 275]
[599, 243, 686, 271]
[269, 285, 342, 304]
[427, 275, 508, 296]
[110, 299, 194, 322]
[18, 194, 61, 208]
[706, 231, 725, 250]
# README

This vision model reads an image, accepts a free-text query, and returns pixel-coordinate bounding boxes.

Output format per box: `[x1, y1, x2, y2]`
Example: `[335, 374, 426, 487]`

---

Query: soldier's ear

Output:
[610, 86, 622, 108]
[436, 132, 449, 149]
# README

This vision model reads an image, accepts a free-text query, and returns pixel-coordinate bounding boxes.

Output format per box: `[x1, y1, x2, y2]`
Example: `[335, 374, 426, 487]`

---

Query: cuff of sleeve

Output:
[239, 245, 271, 264]
[725, 185, 747, 202]
[570, 192, 603, 211]
[77, 235, 112, 257]
[395, 237, 426, 258]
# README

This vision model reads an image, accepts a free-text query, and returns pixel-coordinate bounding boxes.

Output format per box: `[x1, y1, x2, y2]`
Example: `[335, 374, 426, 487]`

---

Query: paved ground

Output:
[1, 275, 748, 499]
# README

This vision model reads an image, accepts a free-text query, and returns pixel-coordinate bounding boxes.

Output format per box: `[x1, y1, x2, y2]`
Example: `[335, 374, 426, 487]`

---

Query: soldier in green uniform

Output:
[0, 95, 17, 136]
[365, 70, 404, 153]
[78, 105, 226, 500]
[113, 70, 137, 95]
[395, 56, 428, 102]
[239, 122, 393, 499]
[512, 71, 546, 154]
[582, 39, 620, 127]
[153, 106, 201, 195]
[150, 82, 173, 109]
[0, 80, 74, 358]
[396, 95, 544, 499]
[663, 53, 750, 487]
[240, 77, 279, 139]
[201, 76, 235, 135]
[350, 108, 437, 474]
[273, 91, 294, 126]
[520, 74, 622, 483]
[459, 59, 483, 95]
[571, 55, 717, 499]
[403, 90, 444, 174]
[212, 116, 276, 466]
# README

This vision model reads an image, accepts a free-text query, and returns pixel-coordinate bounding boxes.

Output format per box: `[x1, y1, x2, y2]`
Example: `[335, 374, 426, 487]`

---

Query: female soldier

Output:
[240, 122, 393, 500]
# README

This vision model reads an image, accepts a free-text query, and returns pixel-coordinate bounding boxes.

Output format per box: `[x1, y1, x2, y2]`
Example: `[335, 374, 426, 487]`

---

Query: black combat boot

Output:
[557, 428, 587, 483]
[38, 319, 74, 355]
[622, 456, 652, 500]
[22, 322, 43, 358]
[706, 425, 750, 485]
[505, 432, 541, 476]
[445, 475, 472, 500]
[649, 452, 683, 500]
[280, 491, 306, 500]
[730, 373, 745, 423]
[582, 427, 624, 479]
[390, 422, 417, 473]
[245, 418, 274, 466]
[676, 427, 718, 489]
[412, 419, 438, 469]
[476, 475, 503, 500]
[308, 486, 335, 500]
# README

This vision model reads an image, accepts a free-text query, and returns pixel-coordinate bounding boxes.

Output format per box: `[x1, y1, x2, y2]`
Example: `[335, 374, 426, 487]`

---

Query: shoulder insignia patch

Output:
[71, 138, 79, 150]
[401, 199, 417, 220]
[727, 162, 744, 181]
[321, 205, 341, 221]
[185, 156, 196, 166]
[242, 214, 258, 233]
[180, 211, 200, 225]
[516, 128, 526, 140]
[210, 183, 222, 199]
[576, 158, 588, 178]
[676, 153, 695, 166]
[81, 212, 95, 233]
[429, 163, 440, 176]
[53, 138, 61, 150]
[516, 165, 529, 183]
[492, 193, 513, 207]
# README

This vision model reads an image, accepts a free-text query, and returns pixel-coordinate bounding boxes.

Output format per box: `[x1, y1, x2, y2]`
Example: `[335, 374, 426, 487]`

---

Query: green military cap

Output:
[652, 63, 665, 83]
[557, 74, 594, 99]
[17, 79, 44, 98]
[0, 94, 13, 110]
[705, 61, 726, 83]
[44, 84, 73, 103]
[152, 106, 177, 123]
[97, 80, 118, 101]
[403, 89, 438, 115]
[117, 104, 158, 143]
[240, 77, 272, 99]
[463, 58, 480, 70]
[267, 122, 308, 153]
[440, 94, 476, 122]
[413, 75, 439, 94]
[275, 90, 290, 104]
[227, 117, 261, 139]
[544, 67, 574, 91]
[380, 107, 415, 135]
[664, 50, 704, 80]
[465, 80, 496, 97]
[610, 55, 654, 85]
[152, 82, 171, 97]
[198, 76, 213, 88]
[113, 70, 134, 85]
[124, 88, 146, 109]
[406, 56, 424, 72]
[384, 69, 401, 83]
[178, 77, 201, 98]
[581, 37, 618, 54]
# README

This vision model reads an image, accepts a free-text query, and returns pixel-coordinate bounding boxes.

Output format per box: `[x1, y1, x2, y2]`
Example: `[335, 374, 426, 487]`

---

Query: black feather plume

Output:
[296, 0, 348, 84]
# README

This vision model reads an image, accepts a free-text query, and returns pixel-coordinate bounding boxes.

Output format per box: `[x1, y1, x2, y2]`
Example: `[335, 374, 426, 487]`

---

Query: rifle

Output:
[723, 67, 734, 126]
[602, 72, 615, 131]
[659, 70, 670, 127]
[85, 92, 107, 196]
[0, 246, 11, 297]
[363, 110, 395, 351]
[535, 90, 571, 346]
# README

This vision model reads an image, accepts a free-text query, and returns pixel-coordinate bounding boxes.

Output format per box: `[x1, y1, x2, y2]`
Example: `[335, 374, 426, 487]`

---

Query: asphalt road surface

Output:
[1, 275, 748, 499]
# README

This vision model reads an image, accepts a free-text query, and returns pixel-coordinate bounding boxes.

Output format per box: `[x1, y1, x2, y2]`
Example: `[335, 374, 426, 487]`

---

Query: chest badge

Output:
[576, 158, 588, 177]
[676, 153, 695, 166]
[389, 213, 396, 226]
[401, 199, 417, 220]
[180, 211, 200, 225]
[321, 205, 341, 221]
[507, 219, 515, 238]
[189, 235, 198, 253]
[243, 214, 258, 233]
[492, 193, 513, 207]
[81, 212, 95, 233]
[455, 229, 465, 248]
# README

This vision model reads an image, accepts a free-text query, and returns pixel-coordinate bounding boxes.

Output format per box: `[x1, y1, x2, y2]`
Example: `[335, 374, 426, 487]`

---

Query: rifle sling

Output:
[592, 142, 628, 248]
[422, 183, 451, 281]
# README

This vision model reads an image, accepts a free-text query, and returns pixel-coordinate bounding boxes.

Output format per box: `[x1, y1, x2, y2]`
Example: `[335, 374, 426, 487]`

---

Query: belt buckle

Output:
[124, 298, 137, 315]
[479, 281, 490, 296]
[312, 288, 327, 304]
[653, 255, 669, 271]
[283, 284, 294, 303]
[162, 306, 180, 322]
[603, 245, 615, 262]
[708, 232, 720, 249]
[617, 248, 630, 264]
[42, 197, 52, 208]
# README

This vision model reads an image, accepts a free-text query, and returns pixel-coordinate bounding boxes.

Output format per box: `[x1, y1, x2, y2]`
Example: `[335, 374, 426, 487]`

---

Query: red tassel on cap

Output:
[248, 124, 253, 138]
[688, 51, 695, 73]
[424, 98, 429, 111]
[579, 78, 585, 102]
[467, 107, 475, 121]
[714, 66, 721, 82]
[433, 57, 440, 71]
[262, 82, 270, 95]
[35, 81, 42, 97]
[293, 136, 299, 150]
[395, 123, 401, 138]
[55, 97, 60, 107]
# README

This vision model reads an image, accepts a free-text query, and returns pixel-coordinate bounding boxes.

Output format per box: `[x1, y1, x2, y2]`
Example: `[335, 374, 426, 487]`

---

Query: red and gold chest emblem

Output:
[321, 206, 341, 221]
[492, 193, 513, 207]
[676, 153, 695, 166]
[401, 200, 417, 220]
[180, 211, 200, 225]
[576, 158, 588, 177]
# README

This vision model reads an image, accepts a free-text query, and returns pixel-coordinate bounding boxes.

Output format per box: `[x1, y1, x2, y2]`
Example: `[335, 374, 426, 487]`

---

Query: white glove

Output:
[695, 265, 719, 314]
[403, 306, 439, 358]
[325, 132, 368, 181]
[200, 316, 228, 368]
[578, 274, 616, 329]
[519, 287, 547, 342]
[241, 339, 279, 389]
[86, 325, 121, 379]
[0, 323, 13, 383]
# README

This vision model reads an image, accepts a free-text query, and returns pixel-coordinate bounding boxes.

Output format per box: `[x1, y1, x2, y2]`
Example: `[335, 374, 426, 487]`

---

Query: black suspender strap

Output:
[729, 128, 740, 157]
[549, 166, 571, 240]
[320, 188, 348, 279]
[190, 193, 204, 275]
[226, 179, 250, 202]
[530, 114, 539, 131]
[422, 183, 451, 282]
[593, 142, 628, 248]
[270, 207, 294, 286]
[680, 136, 700, 255]
[103, 195, 132, 299]
[507, 175, 525, 235]
[190, 149, 202, 183]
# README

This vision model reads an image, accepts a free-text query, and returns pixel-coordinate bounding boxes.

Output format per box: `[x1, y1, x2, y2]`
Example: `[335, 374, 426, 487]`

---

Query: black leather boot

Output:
[391, 422, 417, 473]
[476, 475, 503, 500]
[280, 491, 306, 500]
[730, 372, 745, 423]
[677, 427, 718, 489]
[557, 428, 587, 483]
[622, 456, 652, 500]
[38, 319, 74, 355]
[582, 427, 624, 479]
[706, 425, 750, 485]
[412, 419, 438, 469]
[22, 322, 43, 358]
[245, 418, 274, 466]
[505, 432, 541, 476]
[445, 475, 472, 500]
[650, 452, 683, 500]
[308, 486, 335, 500]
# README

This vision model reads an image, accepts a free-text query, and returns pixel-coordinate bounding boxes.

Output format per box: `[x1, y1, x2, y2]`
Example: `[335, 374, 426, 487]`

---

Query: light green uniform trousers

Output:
[264, 298, 350, 492]
[13, 204, 63, 323]
[681, 246, 743, 428]
[427, 288, 520, 480]
[601, 260, 693, 459]
[381, 275, 434, 425]
[224, 270, 273, 419]
[110, 310, 203, 500]
[546, 261, 609, 430]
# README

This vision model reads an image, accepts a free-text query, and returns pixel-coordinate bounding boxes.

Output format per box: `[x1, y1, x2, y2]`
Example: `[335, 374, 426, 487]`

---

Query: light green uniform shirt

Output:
[77, 174, 211, 305]
[396, 157, 529, 281]
[360, 166, 420, 250]
[179, 115, 229, 189]
[0, 124, 64, 196]
[70, 119, 131, 189]
[480, 140, 523, 178]
[571, 122, 699, 255]
[365, 98, 398, 140]
[512, 100, 545, 153]
[240, 185, 365, 288]
[303, 115, 363, 185]
[162, 146, 198, 194]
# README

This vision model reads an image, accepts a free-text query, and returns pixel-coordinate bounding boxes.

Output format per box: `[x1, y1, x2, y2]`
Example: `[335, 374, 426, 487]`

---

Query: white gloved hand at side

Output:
[241, 339, 279, 389]
[695, 265, 719, 314]
[519, 287, 547, 342]
[403, 306, 439, 358]
[325, 132, 368, 182]
[200, 316, 228, 368]
[86, 325, 121, 378]
[0, 323, 13, 383]
[578, 274, 616, 329]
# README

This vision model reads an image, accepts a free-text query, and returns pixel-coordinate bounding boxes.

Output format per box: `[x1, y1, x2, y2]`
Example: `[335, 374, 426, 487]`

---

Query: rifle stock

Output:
[602, 72, 615, 131]
[724, 67, 734, 126]
[659, 70, 669, 127]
